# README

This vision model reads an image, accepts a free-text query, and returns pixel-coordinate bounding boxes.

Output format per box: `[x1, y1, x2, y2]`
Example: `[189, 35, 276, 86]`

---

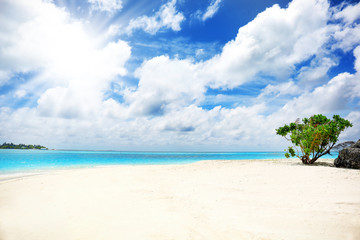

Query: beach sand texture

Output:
[0, 159, 359, 240]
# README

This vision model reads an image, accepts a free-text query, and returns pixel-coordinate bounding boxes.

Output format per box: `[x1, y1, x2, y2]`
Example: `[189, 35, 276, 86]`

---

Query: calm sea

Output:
[0, 149, 338, 173]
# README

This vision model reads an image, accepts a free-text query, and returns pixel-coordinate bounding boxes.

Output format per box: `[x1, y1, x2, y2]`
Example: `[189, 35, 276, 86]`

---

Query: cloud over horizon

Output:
[0, 0, 359, 151]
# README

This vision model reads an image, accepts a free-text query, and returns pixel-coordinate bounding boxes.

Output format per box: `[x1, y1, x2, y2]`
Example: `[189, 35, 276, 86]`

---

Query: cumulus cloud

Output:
[258, 81, 301, 99]
[342, 111, 360, 141]
[332, 25, 360, 52]
[279, 72, 359, 116]
[125, 0, 185, 35]
[199, 0, 330, 89]
[296, 57, 337, 87]
[124, 56, 204, 116]
[0, 0, 71, 81]
[35, 39, 131, 119]
[333, 2, 360, 26]
[330, 2, 360, 52]
[271, 44, 360, 121]
[88, 0, 123, 13]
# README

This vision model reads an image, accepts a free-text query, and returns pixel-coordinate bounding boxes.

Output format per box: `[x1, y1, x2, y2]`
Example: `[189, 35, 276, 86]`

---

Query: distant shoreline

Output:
[0, 142, 47, 150]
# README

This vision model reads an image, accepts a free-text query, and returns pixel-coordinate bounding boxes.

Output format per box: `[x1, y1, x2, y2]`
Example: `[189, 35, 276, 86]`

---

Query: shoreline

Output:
[0, 150, 338, 178]
[0, 158, 337, 181]
[0, 159, 359, 240]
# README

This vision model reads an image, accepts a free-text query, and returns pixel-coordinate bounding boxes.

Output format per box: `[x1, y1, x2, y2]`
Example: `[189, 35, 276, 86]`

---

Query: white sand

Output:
[0, 159, 359, 240]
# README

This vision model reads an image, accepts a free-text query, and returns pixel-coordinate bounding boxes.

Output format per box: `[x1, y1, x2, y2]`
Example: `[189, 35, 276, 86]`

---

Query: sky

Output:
[0, 0, 359, 151]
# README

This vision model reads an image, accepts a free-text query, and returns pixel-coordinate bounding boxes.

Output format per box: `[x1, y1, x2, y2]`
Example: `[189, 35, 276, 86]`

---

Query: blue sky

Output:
[0, 0, 359, 151]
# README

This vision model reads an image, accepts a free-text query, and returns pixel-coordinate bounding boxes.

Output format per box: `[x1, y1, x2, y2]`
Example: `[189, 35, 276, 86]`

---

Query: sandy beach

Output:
[0, 159, 359, 240]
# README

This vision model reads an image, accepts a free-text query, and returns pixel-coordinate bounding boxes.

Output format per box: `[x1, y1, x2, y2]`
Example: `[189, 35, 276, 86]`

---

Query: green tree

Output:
[276, 114, 352, 164]
[0, 142, 47, 150]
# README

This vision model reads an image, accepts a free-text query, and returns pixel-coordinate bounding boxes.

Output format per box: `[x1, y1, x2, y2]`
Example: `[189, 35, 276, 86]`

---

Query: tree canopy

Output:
[276, 114, 352, 164]
[0, 142, 47, 150]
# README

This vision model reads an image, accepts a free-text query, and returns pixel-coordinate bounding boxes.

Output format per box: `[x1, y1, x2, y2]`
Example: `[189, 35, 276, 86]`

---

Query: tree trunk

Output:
[301, 155, 310, 164]
[300, 155, 319, 164]
[309, 157, 319, 164]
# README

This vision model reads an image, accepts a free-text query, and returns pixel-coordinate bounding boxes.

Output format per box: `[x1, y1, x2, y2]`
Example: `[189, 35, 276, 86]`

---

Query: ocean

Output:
[0, 149, 338, 173]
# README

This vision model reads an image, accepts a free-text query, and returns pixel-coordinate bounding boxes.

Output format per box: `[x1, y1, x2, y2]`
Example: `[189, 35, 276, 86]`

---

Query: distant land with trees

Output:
[0, 142, 48, 150]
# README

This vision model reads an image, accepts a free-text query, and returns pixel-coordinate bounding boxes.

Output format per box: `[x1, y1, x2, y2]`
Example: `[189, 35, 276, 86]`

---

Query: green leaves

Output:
[288, 147, 296, 157]
[276, 114, 352, 164]
[276, 125, 290, 136]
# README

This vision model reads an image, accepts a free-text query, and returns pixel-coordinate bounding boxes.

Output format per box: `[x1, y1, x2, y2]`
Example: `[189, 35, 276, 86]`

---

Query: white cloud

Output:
[14, 89, 27, 98]
[354, 45, 360, 72]
[88, 0, 123, 13]
[106, 24, 121, 37]
[266, 44, 360, 141]
[35, 39, 131, 119]
[330, 2, 360, 52]
[332, 25, 360, 52]
[275, 45, 360, 118]
[0, 0, 131, 119]
[296, 57, 337, 87]
[124, 56, 204, 116]
[259, 81, 301, 99]
[201, 0, 223, 21]
[208, 104, 267, 140]
[342, 111, 360, 141]
[0, 0, 71, 79]
[126, 0, 185, 35]
[195, 49, 205, 57]
[333, 2, 360, 26]
[0, 71, 10, 86]
[279, 72, 359, 116]
[199, 0, 330, 89]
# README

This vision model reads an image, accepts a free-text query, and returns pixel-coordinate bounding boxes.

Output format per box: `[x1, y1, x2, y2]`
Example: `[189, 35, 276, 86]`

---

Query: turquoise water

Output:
[0, 149, 338, 173]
